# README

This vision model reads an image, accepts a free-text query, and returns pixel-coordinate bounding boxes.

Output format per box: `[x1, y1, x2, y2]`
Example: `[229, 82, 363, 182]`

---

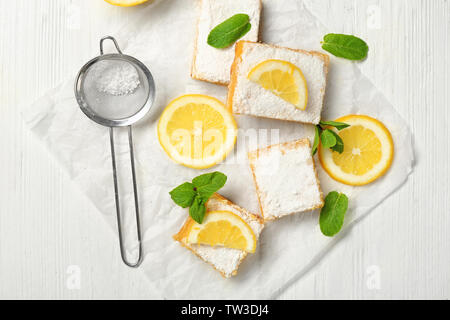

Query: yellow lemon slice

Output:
[104, 0, 150, 6]
[157, 94, 237, 169]
[248, 59, 308, 110]
[319, 115, 394, 186]
[184, 211, 256, 253]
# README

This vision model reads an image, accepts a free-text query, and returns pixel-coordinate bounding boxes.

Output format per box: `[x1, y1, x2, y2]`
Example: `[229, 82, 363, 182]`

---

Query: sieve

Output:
[74, 36, 155, 267]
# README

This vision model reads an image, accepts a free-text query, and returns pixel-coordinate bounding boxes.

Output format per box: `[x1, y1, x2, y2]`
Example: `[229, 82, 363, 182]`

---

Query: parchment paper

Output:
[23, 0, 413, 299]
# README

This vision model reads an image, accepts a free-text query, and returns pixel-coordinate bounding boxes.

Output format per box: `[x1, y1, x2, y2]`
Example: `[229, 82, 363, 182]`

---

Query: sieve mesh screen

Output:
[81, 57, 150, 120]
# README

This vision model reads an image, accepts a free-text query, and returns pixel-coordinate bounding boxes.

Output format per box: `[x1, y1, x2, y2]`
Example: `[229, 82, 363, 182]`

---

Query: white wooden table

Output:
[0, 0, 449, 299]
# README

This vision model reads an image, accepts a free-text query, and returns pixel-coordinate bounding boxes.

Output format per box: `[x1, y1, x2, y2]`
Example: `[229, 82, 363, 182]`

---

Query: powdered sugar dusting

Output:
[249, 139, 323, 219]
[192, 0, 261, 84]
[231, 42, 328, 124]
[91, 60, 140, 96]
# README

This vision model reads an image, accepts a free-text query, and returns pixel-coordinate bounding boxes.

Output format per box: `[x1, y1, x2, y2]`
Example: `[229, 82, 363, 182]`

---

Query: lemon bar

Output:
[228, 41, 330, 124]
[248, 139, 324, 221]
[191, 0, 262, 85]
[173, 193, 264, 278]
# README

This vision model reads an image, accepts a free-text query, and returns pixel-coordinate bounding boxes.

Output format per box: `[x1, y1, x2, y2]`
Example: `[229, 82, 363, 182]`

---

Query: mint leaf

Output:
[322, 34, 368, 61]
[193, 171, 227, 199]
[169, 182, 196, 208]
[169, 171, 227, 224]
[189, 196, 207, 224]
[207, 14, 251, 49]
[320, 191, 349, 237]
[192, 171, 226, 188]
[319, 120, 350, 131]
[329, 131, 344, 154]
[320, 129, 337, 148]
[312, 125, 321, 156]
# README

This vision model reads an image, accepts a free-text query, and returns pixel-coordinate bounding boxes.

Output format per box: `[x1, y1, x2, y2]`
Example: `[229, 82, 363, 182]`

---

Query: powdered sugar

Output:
[248, 139, 324, 219]
[192, 0, 261, 85]
[231, 42, 328, 124]
[90, 60, 140, 96]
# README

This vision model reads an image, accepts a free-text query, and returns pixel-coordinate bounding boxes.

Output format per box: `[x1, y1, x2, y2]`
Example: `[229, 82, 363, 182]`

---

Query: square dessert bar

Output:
[191, 0, 262, 85]
[173, 193, 264, 278]
[248, 139, 324, 220]
[228, 41, 330, 124]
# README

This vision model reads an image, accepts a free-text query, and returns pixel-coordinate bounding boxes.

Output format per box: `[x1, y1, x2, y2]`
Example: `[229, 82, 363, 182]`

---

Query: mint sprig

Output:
[169, 172, 227, 224]
[321, 33, 369, 61]
[319, 191, 349, 237]
[207, 14, 251, 49]
[311, 120, 350, 156]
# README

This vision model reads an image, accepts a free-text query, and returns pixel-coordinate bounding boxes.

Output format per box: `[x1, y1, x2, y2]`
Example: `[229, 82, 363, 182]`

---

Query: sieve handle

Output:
[100, 36, 123, 55]
[109, 126, 143, 268]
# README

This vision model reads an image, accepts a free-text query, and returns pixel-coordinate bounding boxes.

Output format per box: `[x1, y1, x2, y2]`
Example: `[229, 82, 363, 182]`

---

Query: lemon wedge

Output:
[185, 211, 256, 253]
[248, 59, 308, 110]
[319, 115, 394, 186]
[157, 94, 237, 169]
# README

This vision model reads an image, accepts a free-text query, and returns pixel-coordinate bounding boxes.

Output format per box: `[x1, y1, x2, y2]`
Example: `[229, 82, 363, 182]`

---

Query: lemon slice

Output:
[319, 115, 394, 186]
[157, 94, 237, 169]
[248, 59, 308, 110]
[185, 211, 256, 253]
[104, 0, 150, 6]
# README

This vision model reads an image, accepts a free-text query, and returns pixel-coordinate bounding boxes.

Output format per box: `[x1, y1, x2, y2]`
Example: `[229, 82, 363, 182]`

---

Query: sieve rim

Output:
[74, 53, 155, 127]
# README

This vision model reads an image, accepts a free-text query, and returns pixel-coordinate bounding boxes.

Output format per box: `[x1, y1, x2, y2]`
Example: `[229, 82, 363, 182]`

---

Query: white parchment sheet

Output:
[24, 0, 413, 299]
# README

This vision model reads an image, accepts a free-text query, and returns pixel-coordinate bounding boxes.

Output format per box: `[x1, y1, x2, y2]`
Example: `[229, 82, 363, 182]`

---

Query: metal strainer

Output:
[74, 36, 155, 267]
